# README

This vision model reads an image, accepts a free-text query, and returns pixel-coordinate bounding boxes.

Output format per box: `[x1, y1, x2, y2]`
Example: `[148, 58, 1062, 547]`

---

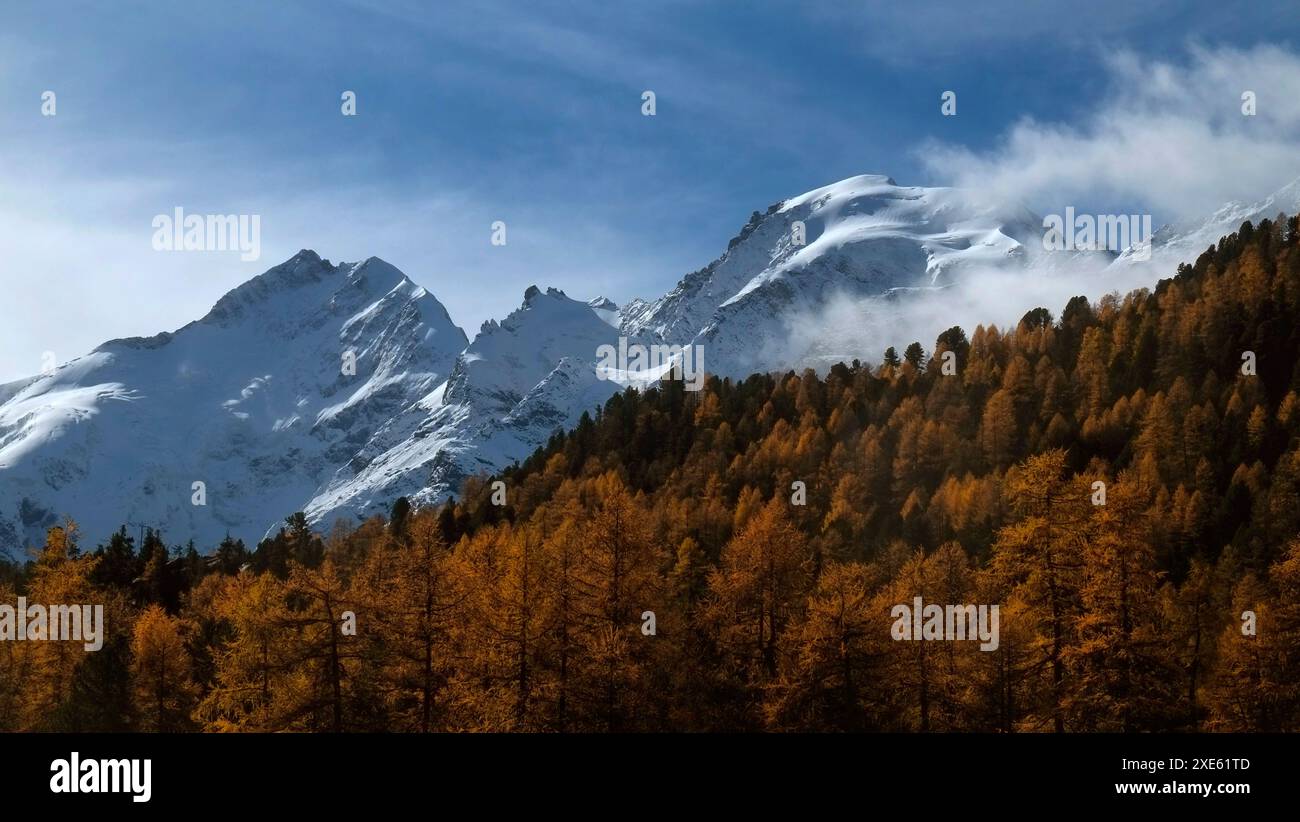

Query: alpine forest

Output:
[6, 216, 1300, 735]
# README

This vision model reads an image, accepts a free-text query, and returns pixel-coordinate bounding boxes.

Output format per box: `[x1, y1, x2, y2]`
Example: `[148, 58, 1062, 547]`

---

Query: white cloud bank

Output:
[921, 44, 1300, 220]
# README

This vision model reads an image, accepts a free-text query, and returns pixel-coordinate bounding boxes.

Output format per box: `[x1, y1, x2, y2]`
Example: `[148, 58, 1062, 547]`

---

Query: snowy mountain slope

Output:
[620, 175, 1054, 377]
[301, 286, 643, 524]
[0, 250, 466, 559]
[1114, 175, 1300, 270]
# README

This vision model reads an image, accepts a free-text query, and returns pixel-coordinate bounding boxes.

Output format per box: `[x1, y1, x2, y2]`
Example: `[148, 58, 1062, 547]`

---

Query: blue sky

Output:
[3, 0, 1300, 381]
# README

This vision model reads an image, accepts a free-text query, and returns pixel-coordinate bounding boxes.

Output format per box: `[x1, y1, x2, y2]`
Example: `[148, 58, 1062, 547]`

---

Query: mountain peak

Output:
[290, 248, 327, 266]
[780, 173, 903, 212]
[200, 250, 338, 324]
[342, 256, 415, 297]
[196, 252, 430, 330]
[521, 285, 573, 307]
[0, 249, 468, 556]
[620, 172, 1045, 371]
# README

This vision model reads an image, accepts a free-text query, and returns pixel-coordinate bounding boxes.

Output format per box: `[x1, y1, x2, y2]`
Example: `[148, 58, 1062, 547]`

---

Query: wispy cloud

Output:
[803, 0, 1290, 67]
[920, 45, 1300, 218]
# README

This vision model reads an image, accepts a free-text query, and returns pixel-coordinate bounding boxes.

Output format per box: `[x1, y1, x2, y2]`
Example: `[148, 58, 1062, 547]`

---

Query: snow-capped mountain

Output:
[0, 250, 466, 558]
[303, 175, 1069, 529]
[1114, 175, 1300, 269]
[300, 285, 645, 525]
[620, 174, 1051, 376]
[3, 172, 1287, 557]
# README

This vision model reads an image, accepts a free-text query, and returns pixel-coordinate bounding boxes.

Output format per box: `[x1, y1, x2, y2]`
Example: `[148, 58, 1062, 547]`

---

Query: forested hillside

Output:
[5, 215, 1300, 732]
